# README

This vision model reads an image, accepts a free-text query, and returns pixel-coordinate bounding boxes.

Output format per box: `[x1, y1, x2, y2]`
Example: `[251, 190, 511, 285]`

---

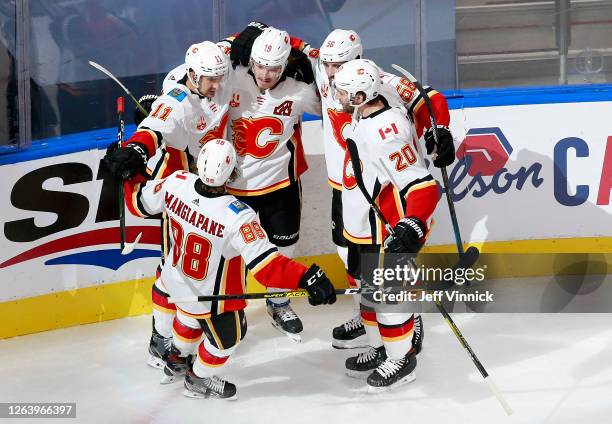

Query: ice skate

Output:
[412, 315, 424, 355]
[332, 315, 367, 349]
[147, 326, 172, 370]
[367, 350, 417, 393]
[267, 300, 303, 343]
[345, 346, 387, 379]
[183, 368, 237, 400]
[160, 345, 192, 385]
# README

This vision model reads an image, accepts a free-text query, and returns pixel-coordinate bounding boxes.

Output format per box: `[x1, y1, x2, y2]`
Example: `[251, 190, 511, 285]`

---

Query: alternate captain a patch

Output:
[229, 200, 248, 214]
[167, 88, 187, 102]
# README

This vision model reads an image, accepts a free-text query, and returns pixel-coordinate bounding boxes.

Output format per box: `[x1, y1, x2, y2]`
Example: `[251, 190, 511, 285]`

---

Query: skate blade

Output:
[147, 355, 165, 370]
[183, 389, 238, 401]
[345, 369, 371, 380]
[367, 372, 416, 394]
[332, 338, 369, 350]
[270, 321, 302, 343]
[160, 374, 182, 385]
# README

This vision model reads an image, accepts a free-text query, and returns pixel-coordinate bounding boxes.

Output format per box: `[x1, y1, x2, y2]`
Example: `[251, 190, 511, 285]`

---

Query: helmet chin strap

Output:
[187, 70, 209, 98]
[351, 105, 360, 124]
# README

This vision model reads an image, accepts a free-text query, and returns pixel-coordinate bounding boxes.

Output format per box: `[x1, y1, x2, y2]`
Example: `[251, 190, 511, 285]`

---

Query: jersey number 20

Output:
[389, 144, 417, 171]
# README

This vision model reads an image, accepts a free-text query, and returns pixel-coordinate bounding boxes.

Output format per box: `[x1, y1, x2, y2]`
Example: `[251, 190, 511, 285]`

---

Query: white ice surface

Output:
[1, 297, 611, 424]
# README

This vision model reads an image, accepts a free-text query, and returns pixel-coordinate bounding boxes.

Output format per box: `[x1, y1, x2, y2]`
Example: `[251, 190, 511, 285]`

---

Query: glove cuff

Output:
[125, 142, 148, 163]
[399, 217, 426, 240]
[298, 264, 323, 290]
[426, 125, 449, 133]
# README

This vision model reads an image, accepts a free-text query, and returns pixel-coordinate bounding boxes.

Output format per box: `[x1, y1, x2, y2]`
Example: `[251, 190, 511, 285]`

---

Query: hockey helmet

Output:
[320, 29, 362, 63]
[196, 139, 237, 187]
[250, 27, 292, 72]
[333, 59, 381, 106]
[185, 41, 229, 87]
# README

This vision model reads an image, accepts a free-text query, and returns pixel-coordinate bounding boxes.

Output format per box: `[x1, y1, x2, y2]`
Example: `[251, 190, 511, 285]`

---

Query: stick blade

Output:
[120, 232, 142, 255]
[391, 63, 416, 82]
[457, 246, 480, 270]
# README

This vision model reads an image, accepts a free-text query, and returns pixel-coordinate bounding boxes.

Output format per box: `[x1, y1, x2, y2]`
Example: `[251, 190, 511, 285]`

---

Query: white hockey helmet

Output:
[333, 59, 381, 106]
[196, 139, 237, 187]
[320, 29, 362, 63]
[250, 27, 292, 71]
[185, 41, 229, 86]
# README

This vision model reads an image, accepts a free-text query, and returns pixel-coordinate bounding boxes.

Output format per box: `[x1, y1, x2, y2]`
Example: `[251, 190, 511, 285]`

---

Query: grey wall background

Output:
[2, 0, 611, 148]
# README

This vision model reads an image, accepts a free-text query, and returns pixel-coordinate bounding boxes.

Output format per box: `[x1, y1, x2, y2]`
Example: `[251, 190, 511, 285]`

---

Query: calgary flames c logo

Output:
[342, 151, 360, 190]
[231, 116, 283, 158]
[199, 113, 229, 146]
[327, 108, 352, 150]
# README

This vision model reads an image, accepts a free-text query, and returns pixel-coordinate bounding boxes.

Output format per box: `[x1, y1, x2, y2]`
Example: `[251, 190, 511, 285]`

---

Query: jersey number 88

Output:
[169, 217, 212, 280]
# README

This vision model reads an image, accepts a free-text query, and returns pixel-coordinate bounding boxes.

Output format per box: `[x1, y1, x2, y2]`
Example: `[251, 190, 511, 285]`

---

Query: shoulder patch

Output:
[308, 48, 320, 59]
[167, 88, 187, 102]
[228, 200, 249, 214]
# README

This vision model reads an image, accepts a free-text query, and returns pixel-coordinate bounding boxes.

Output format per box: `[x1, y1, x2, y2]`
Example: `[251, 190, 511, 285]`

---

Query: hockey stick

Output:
[116, 97, 126, 252]
[115, 97, 143, 255]
[391, 64, 464, 255]
[89, 61, 149, 116]
[89, 62, 149, 254]
[167, 264, 483, 304]
[169, 288, 360, 303]
[377, 156, 512, 416]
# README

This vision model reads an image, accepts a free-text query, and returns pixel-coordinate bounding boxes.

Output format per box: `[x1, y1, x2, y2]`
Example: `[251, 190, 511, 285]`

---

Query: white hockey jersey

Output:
[136, 79, 230, 178]
[341, 103, 437, 245]
[139, 171, 307, 316]
[124, 61, 233, 218]
[162, 63, 233, 116]
[313, 58, 409, 192]
[225, 66, 321, 196]
[314, 61, 354, 190]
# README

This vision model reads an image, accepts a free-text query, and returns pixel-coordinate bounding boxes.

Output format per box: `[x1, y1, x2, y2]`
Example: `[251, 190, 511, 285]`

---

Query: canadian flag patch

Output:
[378, 123, 398, 140]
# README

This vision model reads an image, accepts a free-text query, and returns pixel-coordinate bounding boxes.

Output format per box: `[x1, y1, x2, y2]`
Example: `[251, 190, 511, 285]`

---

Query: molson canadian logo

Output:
[447, 127, 612, 207]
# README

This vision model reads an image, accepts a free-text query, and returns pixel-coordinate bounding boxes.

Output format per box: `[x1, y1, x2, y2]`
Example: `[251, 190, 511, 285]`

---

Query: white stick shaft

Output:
[485, 376, 513, 416]
[391, 63, 418, 83]
[88, 61, 133, 97]
[88, 61, 148, 116]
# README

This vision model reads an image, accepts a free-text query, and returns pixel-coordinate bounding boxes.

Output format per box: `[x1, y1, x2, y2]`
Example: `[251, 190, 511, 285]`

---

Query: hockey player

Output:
[224, 27, 322, 341]
[107, 24, 317, 365]
[104, 40, 232, 369]
[332, 59, 453, 392]
[312, 29, 454, 350]
[312, 29, 366, 349]
[148, 25, 318, 343]
[105, 40, 231, 183]
[136, 139, 336, 399]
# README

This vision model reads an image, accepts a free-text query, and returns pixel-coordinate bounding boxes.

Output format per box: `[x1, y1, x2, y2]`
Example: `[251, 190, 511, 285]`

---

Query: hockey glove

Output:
[230, 21, 268, 67]
[384, 217, 427, 254]
[285, 49, 315, 84]
[133, 94, 158, 127]
[103, 142, 147, 180]
[424, 126, 455, 168]
[298, 264, 337, 306]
